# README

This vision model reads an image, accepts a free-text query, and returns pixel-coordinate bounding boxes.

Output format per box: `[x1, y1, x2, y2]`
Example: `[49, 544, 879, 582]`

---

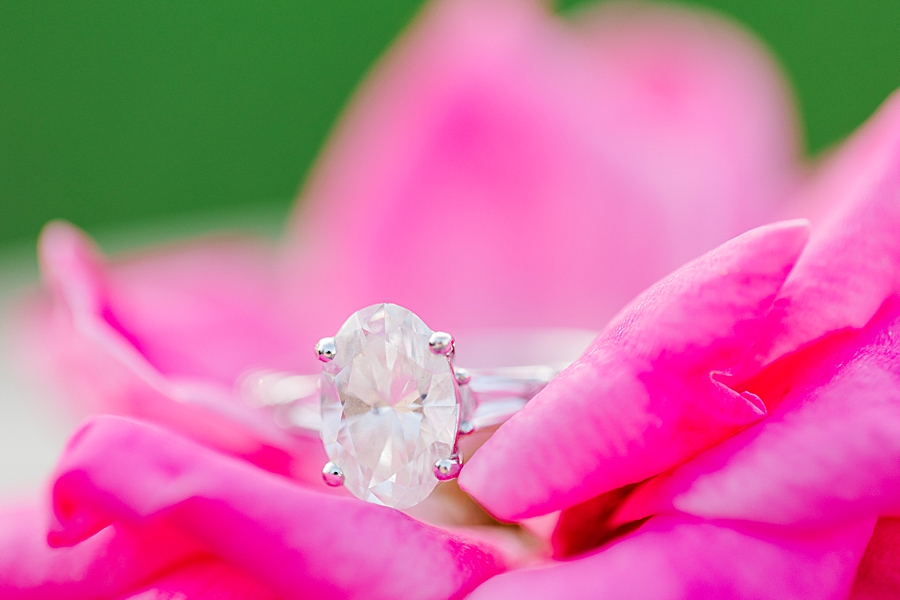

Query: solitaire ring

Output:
[244, 303, 592, 509]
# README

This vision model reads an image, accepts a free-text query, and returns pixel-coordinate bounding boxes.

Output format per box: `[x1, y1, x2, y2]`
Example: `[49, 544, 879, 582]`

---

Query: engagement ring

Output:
[245, 303, 592, 509]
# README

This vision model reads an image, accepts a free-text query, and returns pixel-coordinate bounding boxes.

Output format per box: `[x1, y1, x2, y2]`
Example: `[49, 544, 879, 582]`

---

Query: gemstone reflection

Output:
[320, 303, 459, 508]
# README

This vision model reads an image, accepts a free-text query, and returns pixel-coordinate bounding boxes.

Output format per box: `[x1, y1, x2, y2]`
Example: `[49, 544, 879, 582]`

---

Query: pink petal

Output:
[24, 221, 319, 479]
[37, 220, 297, 385]
[575, 2, 801, 237]
[0, 502, 204, 600]
[460, 220, 809, 520]
[614, 298, 900, 527]
[752, 90, 900, 367]
[284, 0, 800, 339]
[851, 517, 900, 600]
[468, 515, 874, 600]
[49, 415, 504, 600]
[122, 558, 279, 600]
[550, 484, 639, 558]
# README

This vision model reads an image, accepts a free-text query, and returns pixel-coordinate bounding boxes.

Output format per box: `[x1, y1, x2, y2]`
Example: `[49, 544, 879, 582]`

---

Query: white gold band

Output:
[243, 362, 571, 435]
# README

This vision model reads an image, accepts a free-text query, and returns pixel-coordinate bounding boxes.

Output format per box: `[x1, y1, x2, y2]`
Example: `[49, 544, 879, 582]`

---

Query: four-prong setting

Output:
[322, 461, 344, 487]
[428, 331, 455, 356]
[315, 337, 336, 363]
[317, 303, 461, 509]
[299, 303, 576, 508]
[434, 454, 463, 481]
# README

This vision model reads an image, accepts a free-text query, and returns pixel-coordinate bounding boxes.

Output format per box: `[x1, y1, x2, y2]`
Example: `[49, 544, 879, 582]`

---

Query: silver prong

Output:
[434, 454, 463, 481]
[322, 461, 344, 486]
[454, 367, 471, 385]
[429, 331, 454, 356]
[316, 337, 336, 363]
[459, 421, 475, 436]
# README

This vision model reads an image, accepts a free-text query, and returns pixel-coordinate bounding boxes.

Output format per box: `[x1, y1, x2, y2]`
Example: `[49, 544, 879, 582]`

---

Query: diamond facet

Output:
[320, 303, 459, 508]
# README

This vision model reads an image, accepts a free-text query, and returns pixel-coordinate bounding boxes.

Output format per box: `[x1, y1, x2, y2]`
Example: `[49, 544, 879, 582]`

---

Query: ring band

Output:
[243, 303, 593, 509]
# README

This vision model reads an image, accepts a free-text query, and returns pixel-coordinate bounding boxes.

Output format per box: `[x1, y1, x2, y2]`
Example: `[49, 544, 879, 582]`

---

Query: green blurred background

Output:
[1, 0, 898, 246]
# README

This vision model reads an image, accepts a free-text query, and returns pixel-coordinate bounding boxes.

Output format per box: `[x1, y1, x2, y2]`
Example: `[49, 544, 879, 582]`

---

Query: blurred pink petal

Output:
[851, 517, 900, 600]
[614, 298, 900, 527]
[26, 221, 320, 479]
[468, 515, 874, 600]
[49, 415, 504, 600]
[285, 0, 800, 340]
[37, 221, 296, 385]
[0, 503, 204, 600]
[460, 220, 809, 520]
[752, 91, 900, 367]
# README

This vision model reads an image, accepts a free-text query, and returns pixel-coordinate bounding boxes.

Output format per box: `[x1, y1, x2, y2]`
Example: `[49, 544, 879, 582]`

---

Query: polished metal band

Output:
[244, 363, 563, 435]
[242, 329, 595, 436]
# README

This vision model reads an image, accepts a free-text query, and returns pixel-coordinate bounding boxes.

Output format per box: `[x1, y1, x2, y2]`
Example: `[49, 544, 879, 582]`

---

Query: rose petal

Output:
[575, 1, 801, 239]
[460, 220, 809, 520]
[468, 515, 874, 600]
[752, 90, 900, 367]
[24, 221, 317, 478]
[0, 502, 204, 600]
[614, 297, 900, 527]
[851, 517, 900, 600]
[49, 415, 503, 600]
[550, 484, 641, 558]
[36, 220, 297, 385]
[122, 558, 279, 600]
[285, 0, 800, 339]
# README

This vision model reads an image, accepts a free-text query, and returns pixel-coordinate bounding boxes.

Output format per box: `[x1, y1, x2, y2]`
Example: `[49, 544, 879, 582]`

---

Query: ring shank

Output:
[242, 329, 596, 435]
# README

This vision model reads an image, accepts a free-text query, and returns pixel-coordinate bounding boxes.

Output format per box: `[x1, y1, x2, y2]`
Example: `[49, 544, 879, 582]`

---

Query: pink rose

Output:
[5, 0, 900, 598]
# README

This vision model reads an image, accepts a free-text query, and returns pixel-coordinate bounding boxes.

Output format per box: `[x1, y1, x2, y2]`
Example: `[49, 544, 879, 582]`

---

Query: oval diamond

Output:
[320, 303, 459, 508]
